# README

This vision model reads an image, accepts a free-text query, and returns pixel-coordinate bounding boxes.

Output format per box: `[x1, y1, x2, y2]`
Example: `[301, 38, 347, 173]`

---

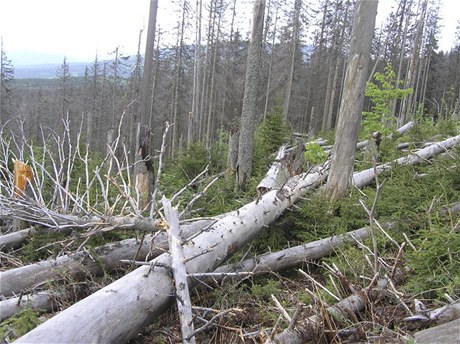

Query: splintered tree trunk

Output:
[237, 0, 265, 191]
[326, 0, 378, 201]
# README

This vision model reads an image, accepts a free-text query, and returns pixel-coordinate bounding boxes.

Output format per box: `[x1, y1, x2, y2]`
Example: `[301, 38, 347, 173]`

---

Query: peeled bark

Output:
[257, 143, 305, 194]
[353, 135, 460, 187]
[215, 224, 393, 275]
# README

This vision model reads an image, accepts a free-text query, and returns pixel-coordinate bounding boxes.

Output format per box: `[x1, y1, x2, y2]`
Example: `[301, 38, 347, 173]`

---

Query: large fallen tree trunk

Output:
[13, 135, 460, 343]
[2, 223, 392, 321]
[15, 169, 328, 343]
[353, 135, 460, 186]
[214, 223, 393, 275]
[0, 219, 214, 297]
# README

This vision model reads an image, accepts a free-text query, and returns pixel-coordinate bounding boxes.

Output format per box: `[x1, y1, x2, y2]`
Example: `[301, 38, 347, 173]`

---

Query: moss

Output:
[0, 308, 41, 342]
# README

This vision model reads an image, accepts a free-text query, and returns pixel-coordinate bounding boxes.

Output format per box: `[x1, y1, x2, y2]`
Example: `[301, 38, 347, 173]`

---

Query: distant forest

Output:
[1, 0, 459, 159]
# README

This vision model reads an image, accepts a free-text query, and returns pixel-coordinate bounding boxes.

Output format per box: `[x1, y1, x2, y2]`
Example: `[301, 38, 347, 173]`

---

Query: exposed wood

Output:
[414, 318, 460, 344]
[353, 135, 460, 187]
[15, 168, 327, 344]
[0, 291, 61, 321]
[214, 223, 393, 276]
[0, 220, 214, 297]
[256, 143, 305, 195]
[164, 197, 196, 343]
[0, 227, 31, 251]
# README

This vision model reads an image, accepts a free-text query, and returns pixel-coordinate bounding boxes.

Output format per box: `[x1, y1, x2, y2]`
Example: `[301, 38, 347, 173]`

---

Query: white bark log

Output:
[0, 227, 31, 251]
[353, 135, 460, 188]
[257, 144, 305, 195]
[0, 291, 61, 321]
[164, 197, 196, 343]
[0, 220, 213, 297]
[214, 224, 393, 275]
[15, 169, 327, 344]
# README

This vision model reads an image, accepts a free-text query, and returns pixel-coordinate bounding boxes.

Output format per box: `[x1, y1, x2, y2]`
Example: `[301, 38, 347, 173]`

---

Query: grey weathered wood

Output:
[0, 291, 60, 321]
[215, 224, 392, 276]
[15, 169, 327, 344]
[257, 143, 305, 195]
[414, 318, 460, 344]
[326, 0, 378, 201]
[353, 135, 460, 187]
[237, 0, 265, 190]
[164, 197, 196, 343]
[0, 220, 213, 297]
[0, 227, 31, 251]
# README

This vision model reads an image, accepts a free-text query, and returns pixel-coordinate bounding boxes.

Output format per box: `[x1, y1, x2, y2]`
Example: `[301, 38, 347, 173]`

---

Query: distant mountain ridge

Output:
[7, 51, 91, 79]
[14, 62, 88, 79]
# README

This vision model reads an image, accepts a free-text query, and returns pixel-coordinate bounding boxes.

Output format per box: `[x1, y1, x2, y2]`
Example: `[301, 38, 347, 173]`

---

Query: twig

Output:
[298, 269, 340, 302]
[271, 294, 292, 323]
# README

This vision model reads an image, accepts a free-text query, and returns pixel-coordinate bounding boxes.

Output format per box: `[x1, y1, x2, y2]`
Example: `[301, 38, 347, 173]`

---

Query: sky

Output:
[0, 0, 458, 66]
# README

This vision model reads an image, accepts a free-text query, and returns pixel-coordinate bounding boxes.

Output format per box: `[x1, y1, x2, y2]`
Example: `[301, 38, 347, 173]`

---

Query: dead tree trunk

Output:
[15, 169, 327, 344]
[0, 220, 213, 297]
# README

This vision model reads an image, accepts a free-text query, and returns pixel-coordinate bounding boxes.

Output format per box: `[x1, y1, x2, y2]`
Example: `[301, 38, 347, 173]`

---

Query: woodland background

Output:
[0, 0, 460, 343]
[1, 0, 459, 158]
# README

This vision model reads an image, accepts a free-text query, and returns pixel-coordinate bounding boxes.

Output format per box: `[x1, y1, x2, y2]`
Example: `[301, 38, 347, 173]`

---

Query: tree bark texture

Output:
[326, 0, 378, 201]
[237, 0, 265, 190]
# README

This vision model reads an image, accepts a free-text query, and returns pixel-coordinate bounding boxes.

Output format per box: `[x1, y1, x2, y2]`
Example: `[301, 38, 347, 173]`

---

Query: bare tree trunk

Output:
[326, 0, 378, 201]
[135, 0, 158, 207]
[399, 0, 427, 125]
[15, 168, 326, 344]
[236, 0, 266, 191]
[283, 0, 301, 122]
[188, 0, 202, 147]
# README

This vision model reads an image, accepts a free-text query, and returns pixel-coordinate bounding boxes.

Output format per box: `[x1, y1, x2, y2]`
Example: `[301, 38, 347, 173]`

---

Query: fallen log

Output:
[353, 135, 460, 187]
[269, 277, 398, 344]
[0, 291, 62, 321]
[2, 223, 391, 321]
[0, 219, 214, 297]
[257, 143, 305, 195]
[12, 135, 460, 342]
[0, 227, 32, 251]
[15, 168, 328, 343]
[214, 223, 393, 276]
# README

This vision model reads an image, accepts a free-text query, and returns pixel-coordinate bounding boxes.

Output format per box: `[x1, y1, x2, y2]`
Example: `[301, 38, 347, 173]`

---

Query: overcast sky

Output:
[0, 0, 458, 65]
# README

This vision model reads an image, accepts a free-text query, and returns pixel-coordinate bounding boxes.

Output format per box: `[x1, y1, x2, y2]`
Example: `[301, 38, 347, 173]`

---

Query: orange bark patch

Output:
[13, 160, 33, 197]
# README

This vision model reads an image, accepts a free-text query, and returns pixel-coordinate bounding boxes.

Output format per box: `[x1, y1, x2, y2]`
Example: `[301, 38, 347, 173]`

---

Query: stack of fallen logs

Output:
[0, 130, 459, 343]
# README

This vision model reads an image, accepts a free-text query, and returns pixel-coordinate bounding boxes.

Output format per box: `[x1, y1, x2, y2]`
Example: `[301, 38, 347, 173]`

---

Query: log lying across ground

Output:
[12, 136, 460, 343]
[0, 291, 62, 321]
[0, 227, 32, 251]
[214, 223, 393, 276]
[1, 223, 392, 321]
[0, 219, 214, 297]
[15, 169, 328, 343]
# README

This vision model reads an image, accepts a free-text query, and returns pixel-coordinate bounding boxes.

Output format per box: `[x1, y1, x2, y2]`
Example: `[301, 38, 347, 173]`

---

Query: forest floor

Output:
[1, 120, 459, 343]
